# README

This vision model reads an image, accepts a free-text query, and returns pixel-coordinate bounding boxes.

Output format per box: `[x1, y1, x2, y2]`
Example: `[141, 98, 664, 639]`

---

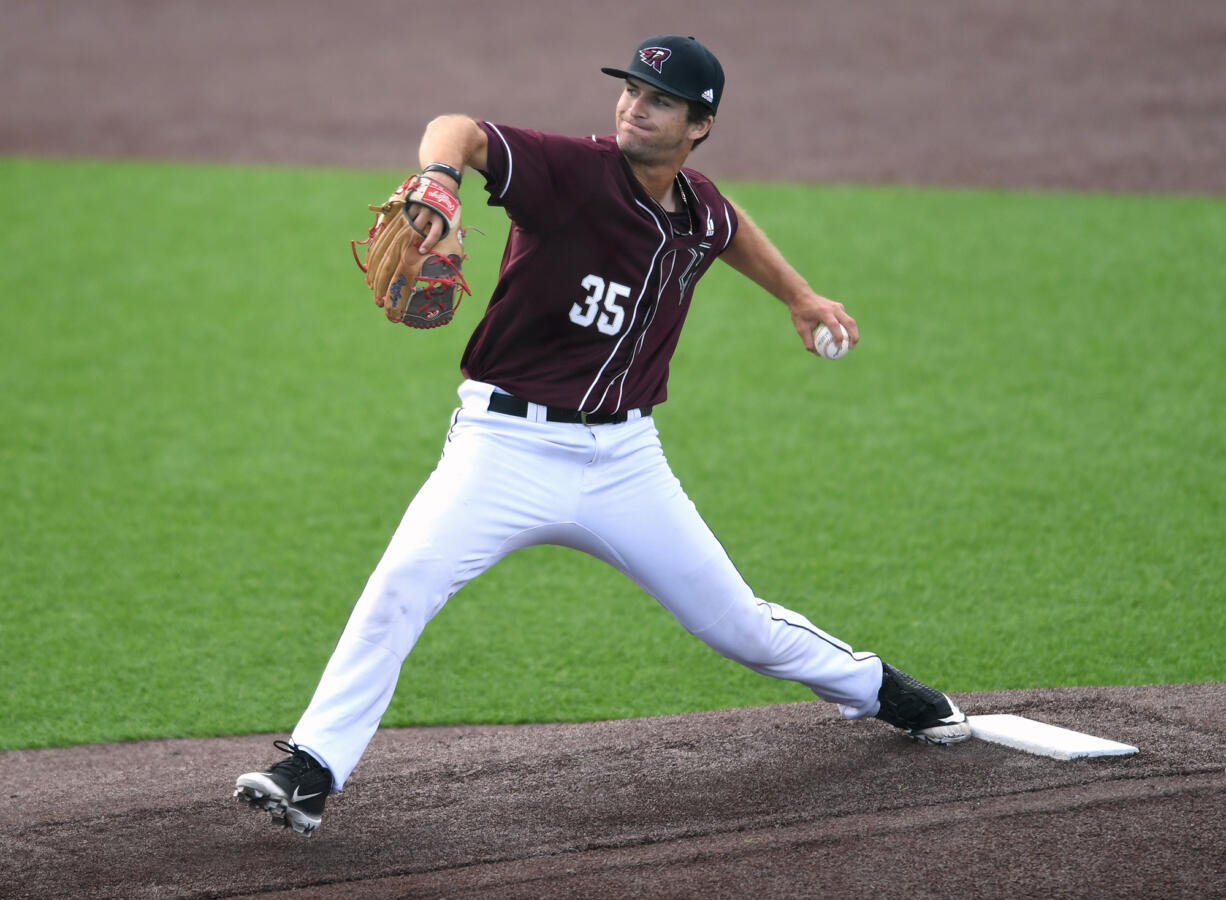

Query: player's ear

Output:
[688, 114, 714, 143]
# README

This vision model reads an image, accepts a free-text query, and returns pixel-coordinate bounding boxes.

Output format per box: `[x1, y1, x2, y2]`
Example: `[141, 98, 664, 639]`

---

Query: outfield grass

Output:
[1, 158, 1221, 750]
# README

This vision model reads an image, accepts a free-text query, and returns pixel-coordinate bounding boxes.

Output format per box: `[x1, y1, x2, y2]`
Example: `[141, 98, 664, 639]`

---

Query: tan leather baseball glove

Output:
[351, 175, 471, 328]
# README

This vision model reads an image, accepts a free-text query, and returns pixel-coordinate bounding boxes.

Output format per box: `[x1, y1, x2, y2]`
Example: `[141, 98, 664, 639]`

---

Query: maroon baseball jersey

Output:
[459, 122, 739, 414]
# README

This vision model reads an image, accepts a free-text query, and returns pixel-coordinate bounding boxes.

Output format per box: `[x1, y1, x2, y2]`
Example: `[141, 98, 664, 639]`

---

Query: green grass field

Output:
[1, 158, 1222, 750]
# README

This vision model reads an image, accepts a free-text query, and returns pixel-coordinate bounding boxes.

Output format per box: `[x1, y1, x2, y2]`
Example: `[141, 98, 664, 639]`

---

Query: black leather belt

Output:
[487, 392, 652, 425]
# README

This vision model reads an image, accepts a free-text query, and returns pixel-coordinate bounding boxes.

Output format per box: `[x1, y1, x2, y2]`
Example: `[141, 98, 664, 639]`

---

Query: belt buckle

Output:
[579, 410, 591, 426]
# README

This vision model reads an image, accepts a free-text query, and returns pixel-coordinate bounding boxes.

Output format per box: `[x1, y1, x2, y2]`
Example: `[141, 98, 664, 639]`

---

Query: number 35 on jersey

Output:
[569, 274, 630, 336]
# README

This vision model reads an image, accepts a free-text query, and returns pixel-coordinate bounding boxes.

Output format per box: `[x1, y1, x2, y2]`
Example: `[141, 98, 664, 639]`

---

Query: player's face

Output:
[615, 78, 711, 164]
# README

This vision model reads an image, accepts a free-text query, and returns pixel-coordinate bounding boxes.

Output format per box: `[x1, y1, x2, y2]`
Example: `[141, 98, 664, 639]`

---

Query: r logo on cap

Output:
[639, 47, 671, 73]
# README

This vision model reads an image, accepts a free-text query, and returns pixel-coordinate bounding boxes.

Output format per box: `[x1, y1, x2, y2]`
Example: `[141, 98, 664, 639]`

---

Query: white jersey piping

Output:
[578, 200, 669, 412]
[485, 123, 514, 199]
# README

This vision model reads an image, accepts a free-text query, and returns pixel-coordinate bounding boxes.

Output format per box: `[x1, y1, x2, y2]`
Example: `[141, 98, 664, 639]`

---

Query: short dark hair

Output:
[687, 100, 715, 149]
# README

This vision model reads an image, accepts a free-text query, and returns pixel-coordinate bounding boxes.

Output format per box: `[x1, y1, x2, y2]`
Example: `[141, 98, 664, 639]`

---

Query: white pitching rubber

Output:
[967, 714, 1139, 760]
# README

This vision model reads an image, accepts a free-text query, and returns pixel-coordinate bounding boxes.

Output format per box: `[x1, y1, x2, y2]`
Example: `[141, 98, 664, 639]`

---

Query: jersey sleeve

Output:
[680, 167, 740, 254]
[719, 198, 739, 252]
[476, 122, 608, 232]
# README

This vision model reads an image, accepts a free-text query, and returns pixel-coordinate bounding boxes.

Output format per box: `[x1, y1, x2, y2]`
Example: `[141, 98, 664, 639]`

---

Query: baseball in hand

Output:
[815, 323, 850, 360]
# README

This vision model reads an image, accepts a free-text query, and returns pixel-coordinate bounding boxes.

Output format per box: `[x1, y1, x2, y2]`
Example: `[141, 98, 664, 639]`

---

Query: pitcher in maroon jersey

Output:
[234, 35, 969, 839]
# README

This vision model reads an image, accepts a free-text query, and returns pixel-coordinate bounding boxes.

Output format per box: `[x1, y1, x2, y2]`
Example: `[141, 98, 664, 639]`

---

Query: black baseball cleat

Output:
[875, 662, 973, 745]
[234, 740, 333, 836]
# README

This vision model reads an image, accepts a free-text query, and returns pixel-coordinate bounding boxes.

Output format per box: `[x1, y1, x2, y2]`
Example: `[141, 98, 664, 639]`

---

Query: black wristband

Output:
[423, 162, 462, 186]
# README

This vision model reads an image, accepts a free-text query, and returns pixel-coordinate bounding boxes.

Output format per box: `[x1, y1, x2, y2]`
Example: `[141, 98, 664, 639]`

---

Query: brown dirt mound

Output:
[3, 1, 1224, 897]
[2, 684, 1224, 898]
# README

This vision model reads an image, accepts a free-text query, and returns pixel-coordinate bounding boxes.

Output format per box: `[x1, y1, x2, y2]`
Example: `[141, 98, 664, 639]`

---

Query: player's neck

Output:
[628, 160, 683, 211]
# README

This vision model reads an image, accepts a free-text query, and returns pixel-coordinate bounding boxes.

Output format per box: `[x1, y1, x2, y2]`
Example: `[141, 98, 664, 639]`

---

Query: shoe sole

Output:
[234, 774, 321, 837]
[909, 696, 973, 746]
[910, 720, 973, 745]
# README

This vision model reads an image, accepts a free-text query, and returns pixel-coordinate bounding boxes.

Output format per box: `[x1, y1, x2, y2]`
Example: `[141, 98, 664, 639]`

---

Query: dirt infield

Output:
[2, 685, 1224, 898]
[3, 1, 1224, 897]
[4, 0, 1225, 192]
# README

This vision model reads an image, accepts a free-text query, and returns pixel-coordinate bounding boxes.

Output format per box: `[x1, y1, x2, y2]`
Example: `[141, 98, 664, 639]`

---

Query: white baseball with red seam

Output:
[815, 323, 850, 360]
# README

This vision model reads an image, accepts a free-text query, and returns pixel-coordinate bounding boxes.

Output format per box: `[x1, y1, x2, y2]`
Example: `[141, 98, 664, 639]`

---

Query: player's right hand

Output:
[790, 292, 859, 356]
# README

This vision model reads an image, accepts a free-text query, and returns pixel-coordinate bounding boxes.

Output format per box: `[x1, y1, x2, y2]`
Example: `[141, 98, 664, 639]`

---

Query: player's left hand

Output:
[350, 174, 473, 329]
[407, 171, 460, 254]
[790, 292, 858, 355]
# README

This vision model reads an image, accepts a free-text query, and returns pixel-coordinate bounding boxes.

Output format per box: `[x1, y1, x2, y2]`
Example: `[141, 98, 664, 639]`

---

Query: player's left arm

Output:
[411, 115, 490, 253]
[720, 201, 858, 355]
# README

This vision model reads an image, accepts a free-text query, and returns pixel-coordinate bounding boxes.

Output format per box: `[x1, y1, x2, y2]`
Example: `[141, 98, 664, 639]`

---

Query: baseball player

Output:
[235, 35, 971, 837]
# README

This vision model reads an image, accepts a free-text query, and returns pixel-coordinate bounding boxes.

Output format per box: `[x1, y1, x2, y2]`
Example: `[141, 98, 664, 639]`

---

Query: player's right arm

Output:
[411, 115, 489, 252]
[721, 201, 859, 355]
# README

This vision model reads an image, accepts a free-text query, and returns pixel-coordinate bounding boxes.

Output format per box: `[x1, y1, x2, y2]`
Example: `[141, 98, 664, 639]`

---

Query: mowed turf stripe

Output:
[1, 158, 1222, 748]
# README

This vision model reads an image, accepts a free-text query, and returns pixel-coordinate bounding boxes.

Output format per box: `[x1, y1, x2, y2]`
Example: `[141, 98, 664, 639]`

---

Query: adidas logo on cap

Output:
[701, 88, 714, 103]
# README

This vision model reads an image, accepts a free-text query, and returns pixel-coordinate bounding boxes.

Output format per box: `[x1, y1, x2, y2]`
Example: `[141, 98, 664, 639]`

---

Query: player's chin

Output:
[617, 133, 665, 165]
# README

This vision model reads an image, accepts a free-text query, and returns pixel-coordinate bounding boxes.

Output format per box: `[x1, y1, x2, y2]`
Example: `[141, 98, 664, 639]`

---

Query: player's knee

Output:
[693, 600, 777, 666]
[354, 550, 455, 632]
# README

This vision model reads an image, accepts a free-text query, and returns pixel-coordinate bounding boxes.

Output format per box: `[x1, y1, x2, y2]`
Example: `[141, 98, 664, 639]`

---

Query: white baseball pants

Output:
[293, 380, 884, 788]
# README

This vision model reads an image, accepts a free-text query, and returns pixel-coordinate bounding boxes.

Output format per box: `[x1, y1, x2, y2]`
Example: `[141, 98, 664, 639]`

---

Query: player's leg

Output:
[575, 418, 968, 742]
[288, 385, 602, 787]
[237, 382, 596, 830]
[286, 443, 511, 790]
[236, 420, 528, 829]
[570, 418, 879, 714]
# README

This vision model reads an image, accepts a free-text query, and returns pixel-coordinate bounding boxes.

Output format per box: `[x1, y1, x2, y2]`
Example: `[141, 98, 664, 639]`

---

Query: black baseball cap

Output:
[601, 35, 725, 114]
